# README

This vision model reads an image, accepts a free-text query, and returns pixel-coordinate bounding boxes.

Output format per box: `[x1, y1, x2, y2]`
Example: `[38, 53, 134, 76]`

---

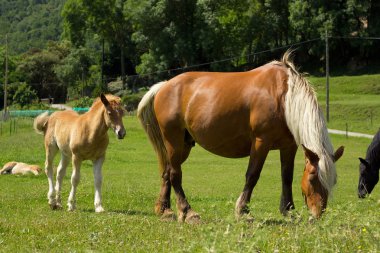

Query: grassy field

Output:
[0, 115, 379, 252]
[310, 74, 380, 134]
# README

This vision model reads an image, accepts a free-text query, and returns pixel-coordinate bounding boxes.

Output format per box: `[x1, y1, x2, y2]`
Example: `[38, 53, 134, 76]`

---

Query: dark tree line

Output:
[1, 0, 380, 108]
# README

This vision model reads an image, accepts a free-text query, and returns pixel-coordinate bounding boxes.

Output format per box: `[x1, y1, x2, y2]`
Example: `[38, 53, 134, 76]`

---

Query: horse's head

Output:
[101, 94, 126, 139]
[301, 144, 344, 218]
[32, 165, 42, 173]
[358, 158, 379, 198]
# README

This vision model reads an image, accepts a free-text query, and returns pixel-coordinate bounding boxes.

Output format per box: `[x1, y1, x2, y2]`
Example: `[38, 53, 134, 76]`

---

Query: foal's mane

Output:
[89, 94, 122, 112]
[274, 50, 336, 195]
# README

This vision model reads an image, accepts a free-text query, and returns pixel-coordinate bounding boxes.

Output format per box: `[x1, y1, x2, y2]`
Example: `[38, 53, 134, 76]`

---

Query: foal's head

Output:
[301, 144, 344, 218]
[358, 158, 379, 198]
[100, 94, 126, 139]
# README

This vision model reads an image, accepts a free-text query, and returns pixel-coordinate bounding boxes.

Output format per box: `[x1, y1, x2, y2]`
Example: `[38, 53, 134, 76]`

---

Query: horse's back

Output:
[154, 62, 292, 157]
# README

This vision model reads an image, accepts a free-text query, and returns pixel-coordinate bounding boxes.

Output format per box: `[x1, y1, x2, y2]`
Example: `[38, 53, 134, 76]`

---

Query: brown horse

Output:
[34, 94, 126, 212]
[138, 51, 344, 222]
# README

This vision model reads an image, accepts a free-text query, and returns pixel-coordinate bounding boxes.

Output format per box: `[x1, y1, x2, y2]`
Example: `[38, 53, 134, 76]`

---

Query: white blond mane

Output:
[280, 51, 336, 195]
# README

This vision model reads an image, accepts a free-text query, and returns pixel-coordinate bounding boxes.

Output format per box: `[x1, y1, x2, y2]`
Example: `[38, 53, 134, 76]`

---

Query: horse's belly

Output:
[193, 133, 252, 158]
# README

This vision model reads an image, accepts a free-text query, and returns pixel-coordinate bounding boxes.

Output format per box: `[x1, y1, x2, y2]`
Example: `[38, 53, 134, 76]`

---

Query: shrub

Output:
[12, 83, 38, 108]
[122, 92, 145, 112]
[70, 96, 94, 108]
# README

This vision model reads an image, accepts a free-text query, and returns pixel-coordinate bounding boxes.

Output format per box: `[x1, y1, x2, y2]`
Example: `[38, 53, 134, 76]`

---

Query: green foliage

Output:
[0, 0, 65, 54]
[121, 91, 144, 112]
[12, 83, 38, 108]
[69, 96, 94, 108]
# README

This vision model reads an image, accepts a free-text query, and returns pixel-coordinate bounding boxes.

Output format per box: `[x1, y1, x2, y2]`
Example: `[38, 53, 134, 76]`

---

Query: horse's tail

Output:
[33, 112, 50, 135]
[137, 82, 168, 175]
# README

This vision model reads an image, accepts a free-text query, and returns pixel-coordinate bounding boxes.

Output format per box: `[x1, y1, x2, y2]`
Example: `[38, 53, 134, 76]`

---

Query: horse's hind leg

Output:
[55, 154, 70, 209]
[68, 155, 82, 211]
[156, 130, 194, 221]
[163, 130, 199, 223]
[45, 143, 59, 209]
[279, 144, 297, 215]
[93, 156, 105, 213]
[235, 139, 270, 219]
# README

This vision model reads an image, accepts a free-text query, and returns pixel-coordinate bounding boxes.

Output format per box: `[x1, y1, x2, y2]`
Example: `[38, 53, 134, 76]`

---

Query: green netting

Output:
[9, 108, 89, 117]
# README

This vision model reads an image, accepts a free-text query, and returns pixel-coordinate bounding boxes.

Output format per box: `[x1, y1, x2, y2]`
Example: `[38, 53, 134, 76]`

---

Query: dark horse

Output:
[138, 51, 344, 222]
[358, 129, 380, 198]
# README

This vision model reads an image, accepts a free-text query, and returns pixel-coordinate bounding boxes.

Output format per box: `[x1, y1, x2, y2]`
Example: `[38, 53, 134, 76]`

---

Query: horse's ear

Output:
[333, 146, 344, 162]
[359, 157, 370, 168]
[302, 144, 319, 163]
[100, 93, 110, 107]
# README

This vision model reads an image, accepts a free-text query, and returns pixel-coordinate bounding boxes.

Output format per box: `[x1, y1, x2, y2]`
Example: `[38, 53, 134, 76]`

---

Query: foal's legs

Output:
[45, 143, 59, 209]
[279, 145, 297, 215]
[68, 155, 82, 211]
[93, 156, 105, 213]
[54, 154, 70, 209]
[235, 138, 270, 218]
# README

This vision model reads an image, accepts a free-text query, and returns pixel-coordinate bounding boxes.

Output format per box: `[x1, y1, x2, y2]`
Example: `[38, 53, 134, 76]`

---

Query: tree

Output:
[16, 48, 61, 101]
[55, 46, 97, 97]
[12, 82, 38, 108]
[62, 0, 136, 89]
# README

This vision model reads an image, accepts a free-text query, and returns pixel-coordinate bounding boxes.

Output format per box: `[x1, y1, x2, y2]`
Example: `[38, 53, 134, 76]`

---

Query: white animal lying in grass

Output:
[0, 162, 41, 175]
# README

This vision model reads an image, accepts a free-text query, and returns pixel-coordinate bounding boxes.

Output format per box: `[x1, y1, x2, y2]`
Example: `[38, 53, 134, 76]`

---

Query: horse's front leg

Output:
[235, 138, 269, 219]
[93, 156, 105, 213]
[68, 155, 82, 211]
[279, 144, 297, 215]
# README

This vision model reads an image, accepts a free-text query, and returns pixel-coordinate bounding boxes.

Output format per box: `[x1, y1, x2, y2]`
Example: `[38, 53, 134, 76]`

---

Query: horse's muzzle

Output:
[116, 128, 126, 139]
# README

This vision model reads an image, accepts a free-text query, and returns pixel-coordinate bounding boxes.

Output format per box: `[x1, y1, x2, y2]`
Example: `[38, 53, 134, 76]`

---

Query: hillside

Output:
[310, 74, 380, 134]
[0, 0, 65, 54]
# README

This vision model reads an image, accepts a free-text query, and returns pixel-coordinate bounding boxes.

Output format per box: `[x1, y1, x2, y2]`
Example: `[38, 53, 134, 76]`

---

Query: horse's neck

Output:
[83, 105, 108, 138]
[367, 135, 380, 171]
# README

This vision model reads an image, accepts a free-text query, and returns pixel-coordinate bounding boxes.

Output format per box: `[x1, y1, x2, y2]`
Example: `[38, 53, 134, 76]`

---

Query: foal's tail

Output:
[137, 82, 168, 175]
[33, 112, 50, 135]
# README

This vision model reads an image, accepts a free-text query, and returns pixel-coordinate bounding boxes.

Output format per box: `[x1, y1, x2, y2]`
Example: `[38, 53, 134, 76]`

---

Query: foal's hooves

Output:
[49, 203, 62, 210]
[95, 206, 105, 213]
[160, 209, 176, 222]
[184, 210, 201, 224]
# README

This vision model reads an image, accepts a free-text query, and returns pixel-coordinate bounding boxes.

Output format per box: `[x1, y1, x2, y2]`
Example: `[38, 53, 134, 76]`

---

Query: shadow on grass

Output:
[80, 208, 153, 216]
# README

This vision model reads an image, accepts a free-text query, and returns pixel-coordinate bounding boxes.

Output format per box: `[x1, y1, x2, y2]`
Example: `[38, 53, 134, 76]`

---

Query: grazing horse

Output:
[33, 94, 126, 212]
[0, 162, 41, 175]
[358, 129, 380, 198]
[138, 51, 344, 222]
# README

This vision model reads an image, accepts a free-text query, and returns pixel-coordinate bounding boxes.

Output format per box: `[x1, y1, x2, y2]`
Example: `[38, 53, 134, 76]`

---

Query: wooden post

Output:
[325, 30, 330, 123]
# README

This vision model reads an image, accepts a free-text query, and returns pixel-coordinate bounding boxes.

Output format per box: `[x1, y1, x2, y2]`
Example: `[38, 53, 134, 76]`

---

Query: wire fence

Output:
[1, 36, 380, 135]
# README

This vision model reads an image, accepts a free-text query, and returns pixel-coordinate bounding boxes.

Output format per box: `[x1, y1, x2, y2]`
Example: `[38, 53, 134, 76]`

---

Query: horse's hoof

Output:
[67, 204, 76, 212]
[160, 209, 176, 222]
[236, 213, 254, 223]
[185, 210, 201, 224]
[49, 202, 62, 210]
[95, 206, 105, 213]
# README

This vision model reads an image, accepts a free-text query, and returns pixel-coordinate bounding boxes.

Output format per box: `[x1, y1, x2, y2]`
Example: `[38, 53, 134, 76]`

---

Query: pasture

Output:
[0, 116, 379, 252]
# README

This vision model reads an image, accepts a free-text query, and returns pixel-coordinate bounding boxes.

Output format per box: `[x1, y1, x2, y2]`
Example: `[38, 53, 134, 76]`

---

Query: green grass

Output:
[309, 74, 380, 134]
[0, 116, 379, 252]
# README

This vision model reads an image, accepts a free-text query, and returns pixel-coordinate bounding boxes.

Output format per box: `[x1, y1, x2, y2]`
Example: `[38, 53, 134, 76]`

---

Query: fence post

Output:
[325, 29, 330, 123]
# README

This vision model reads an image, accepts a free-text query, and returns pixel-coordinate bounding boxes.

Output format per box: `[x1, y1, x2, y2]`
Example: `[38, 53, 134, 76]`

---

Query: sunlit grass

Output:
[0, 116, 379, 252]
